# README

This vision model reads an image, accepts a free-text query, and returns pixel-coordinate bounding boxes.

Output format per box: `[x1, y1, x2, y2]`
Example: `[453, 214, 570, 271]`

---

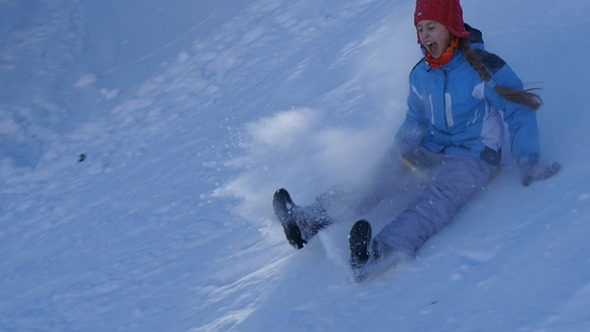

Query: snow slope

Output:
[1, 0, 589, 331]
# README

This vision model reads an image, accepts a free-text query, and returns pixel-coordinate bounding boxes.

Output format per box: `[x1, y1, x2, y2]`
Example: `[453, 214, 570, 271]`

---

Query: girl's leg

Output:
[275, 146, 439, 249]
[316, 146, 436, 217]
[371, 155, 498, 256]
[275, 146, 422, 249]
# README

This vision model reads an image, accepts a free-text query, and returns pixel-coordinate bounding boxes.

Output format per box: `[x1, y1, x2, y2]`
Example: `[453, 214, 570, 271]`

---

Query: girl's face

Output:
[416, 20, 452, 59]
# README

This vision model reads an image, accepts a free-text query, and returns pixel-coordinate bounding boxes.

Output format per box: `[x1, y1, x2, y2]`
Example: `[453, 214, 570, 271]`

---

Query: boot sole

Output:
[349, 219, 372, 267]
[273, 188, 306, 249]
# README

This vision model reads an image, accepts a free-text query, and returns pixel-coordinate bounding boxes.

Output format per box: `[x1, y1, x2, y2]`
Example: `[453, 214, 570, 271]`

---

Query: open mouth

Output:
[425, 41, 440, 57]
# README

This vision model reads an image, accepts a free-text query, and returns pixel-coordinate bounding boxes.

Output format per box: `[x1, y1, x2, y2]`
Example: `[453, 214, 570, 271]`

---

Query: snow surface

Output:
[1, 0, 590, 331]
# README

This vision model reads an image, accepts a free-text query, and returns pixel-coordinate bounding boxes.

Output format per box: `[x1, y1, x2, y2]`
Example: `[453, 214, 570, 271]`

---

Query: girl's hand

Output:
[518, 160, 561, 186]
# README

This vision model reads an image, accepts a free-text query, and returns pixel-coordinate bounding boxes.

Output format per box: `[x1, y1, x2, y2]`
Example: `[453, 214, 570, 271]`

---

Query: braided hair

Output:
[460, 38, 543, 110]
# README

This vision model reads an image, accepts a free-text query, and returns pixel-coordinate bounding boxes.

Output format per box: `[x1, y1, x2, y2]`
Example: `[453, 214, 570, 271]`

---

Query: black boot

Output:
[349, 220, 371, 267]
[273, 188, 305, 249]
[349, 219, 378, 281]
[273, 188, 333, 249]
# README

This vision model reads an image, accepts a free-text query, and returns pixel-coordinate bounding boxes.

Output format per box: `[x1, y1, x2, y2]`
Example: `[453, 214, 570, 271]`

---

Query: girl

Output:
[273, 0, 560, 281]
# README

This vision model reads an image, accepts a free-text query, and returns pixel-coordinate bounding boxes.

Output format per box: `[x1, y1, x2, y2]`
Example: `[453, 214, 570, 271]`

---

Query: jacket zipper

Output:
[443, 69, 452, 131]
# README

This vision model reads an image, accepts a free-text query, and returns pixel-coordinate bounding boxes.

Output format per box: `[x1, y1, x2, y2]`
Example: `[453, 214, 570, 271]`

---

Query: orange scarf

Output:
[425, 37, 460, 69]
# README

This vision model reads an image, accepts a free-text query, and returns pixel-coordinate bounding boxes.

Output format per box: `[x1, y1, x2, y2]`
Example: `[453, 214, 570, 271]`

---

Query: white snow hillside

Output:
[1, 0, 589, 331]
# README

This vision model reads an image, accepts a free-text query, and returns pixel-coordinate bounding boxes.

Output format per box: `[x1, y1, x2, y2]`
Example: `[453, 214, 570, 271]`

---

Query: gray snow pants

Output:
[372, 151, 498, 255]
[317, 146, 498, 256]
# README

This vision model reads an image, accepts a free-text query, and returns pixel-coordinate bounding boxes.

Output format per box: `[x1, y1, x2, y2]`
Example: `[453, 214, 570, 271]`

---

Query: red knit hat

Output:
[414, 0, 470, 42]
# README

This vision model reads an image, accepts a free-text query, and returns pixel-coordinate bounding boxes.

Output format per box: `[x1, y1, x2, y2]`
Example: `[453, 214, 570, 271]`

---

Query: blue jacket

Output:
[396, 26, 540, 166]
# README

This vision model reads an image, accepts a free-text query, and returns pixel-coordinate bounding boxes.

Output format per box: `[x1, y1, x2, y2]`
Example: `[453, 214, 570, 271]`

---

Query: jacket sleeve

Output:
[483, 63, 541, 163]
[394, 81, 429, 156]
